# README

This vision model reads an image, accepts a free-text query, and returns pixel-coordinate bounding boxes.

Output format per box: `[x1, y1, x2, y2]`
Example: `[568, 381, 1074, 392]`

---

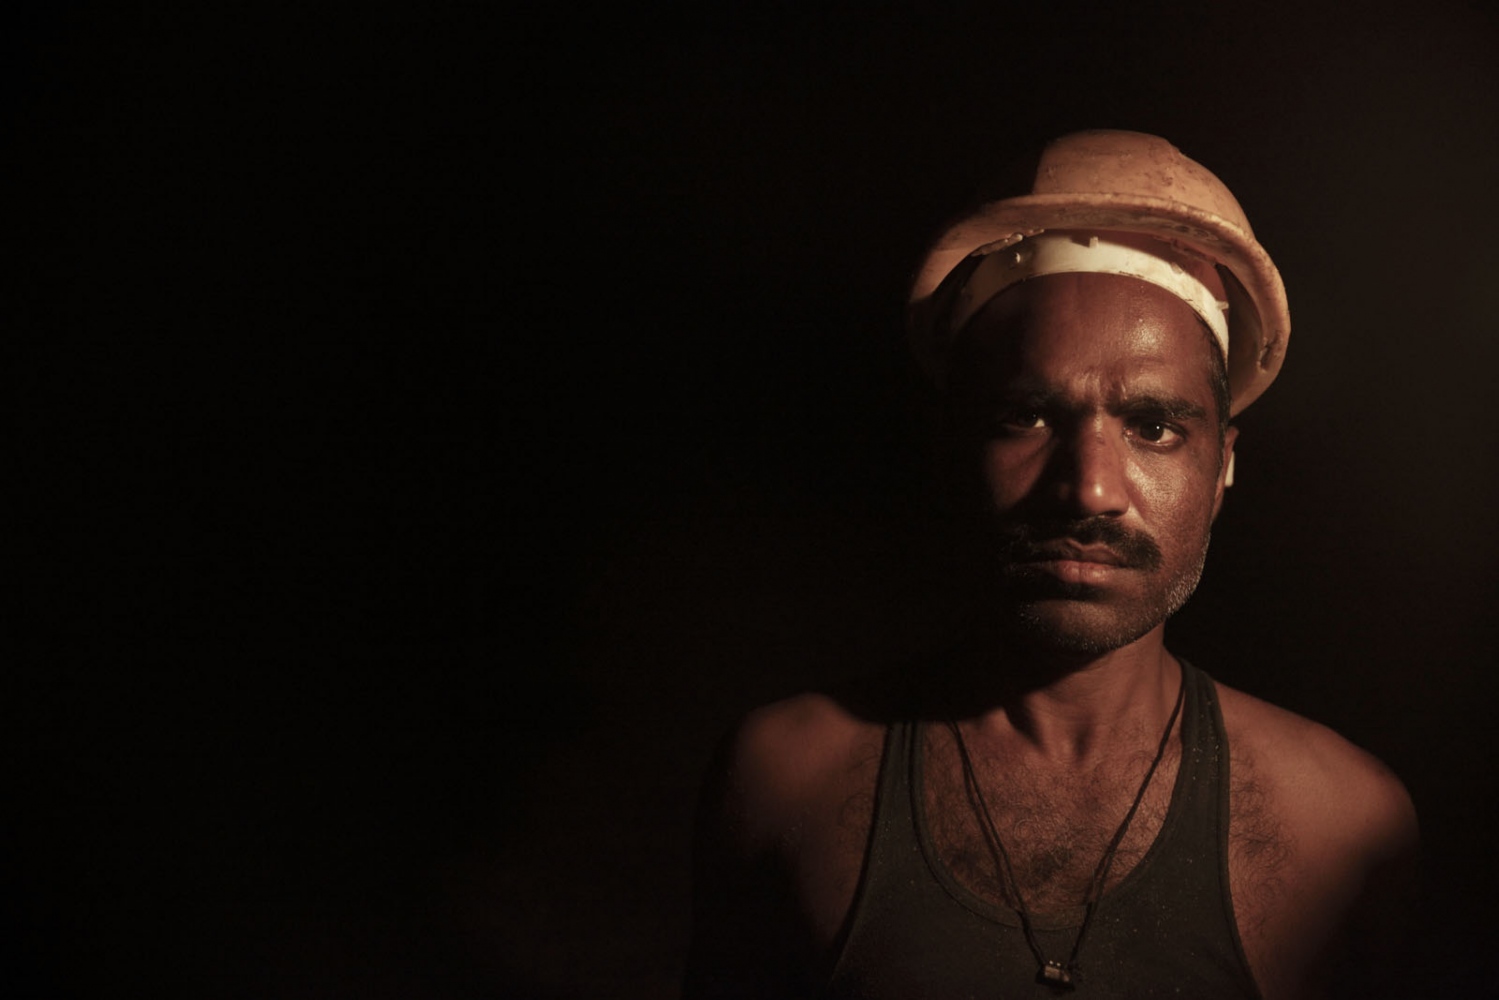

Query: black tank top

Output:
[826, 662, 1262, 999]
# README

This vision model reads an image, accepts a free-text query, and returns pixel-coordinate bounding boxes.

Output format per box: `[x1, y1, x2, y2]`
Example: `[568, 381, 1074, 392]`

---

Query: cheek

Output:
[978, 443, 1041, 508]
[1131, 455, 1220, 533]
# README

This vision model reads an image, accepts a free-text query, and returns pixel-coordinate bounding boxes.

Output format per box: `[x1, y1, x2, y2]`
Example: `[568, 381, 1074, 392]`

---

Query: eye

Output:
[998, 409, 1048, 432]
[1132, 420, 1181, 445]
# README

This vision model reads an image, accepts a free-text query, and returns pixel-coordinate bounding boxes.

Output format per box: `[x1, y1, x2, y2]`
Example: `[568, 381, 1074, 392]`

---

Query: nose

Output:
[1050, 419, 1130, 517]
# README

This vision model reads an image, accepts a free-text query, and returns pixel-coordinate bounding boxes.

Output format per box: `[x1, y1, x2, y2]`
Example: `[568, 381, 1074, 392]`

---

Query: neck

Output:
[924, 622, 1182, 762]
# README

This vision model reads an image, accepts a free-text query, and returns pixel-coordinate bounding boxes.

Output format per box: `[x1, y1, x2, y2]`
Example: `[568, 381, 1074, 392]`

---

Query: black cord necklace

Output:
[945, 672, 1185, 992]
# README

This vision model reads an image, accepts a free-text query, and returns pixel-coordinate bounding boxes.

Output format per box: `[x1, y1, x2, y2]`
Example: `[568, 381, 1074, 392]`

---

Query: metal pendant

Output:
[1037, 961, 1076, 991]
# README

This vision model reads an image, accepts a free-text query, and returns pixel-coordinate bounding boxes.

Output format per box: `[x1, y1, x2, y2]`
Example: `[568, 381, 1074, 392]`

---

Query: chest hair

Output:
[921, 723, 1182, 914]
[1224, 746, 1290, 943]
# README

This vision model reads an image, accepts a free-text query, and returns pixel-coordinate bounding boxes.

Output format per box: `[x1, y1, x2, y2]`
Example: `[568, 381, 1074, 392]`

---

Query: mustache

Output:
[993, 516, 1162, 571]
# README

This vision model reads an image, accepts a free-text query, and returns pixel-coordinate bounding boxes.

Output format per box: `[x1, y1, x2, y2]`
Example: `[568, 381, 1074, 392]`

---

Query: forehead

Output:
[948, 272, 1221, 402]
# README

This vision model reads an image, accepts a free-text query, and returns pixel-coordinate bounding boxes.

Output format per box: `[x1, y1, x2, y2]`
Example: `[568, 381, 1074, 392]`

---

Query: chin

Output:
[1008, 599, 1166, 655]
[1000, 573, 1203, 656]
[989, 541, 1209, 649]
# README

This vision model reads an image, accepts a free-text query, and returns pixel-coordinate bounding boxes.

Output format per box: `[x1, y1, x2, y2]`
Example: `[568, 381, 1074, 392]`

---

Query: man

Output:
[683, 131, 1417, 999]
[686, 131, 1421, 995]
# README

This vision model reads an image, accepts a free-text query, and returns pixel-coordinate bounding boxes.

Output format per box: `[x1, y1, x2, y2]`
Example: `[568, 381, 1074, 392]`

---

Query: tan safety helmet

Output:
[908, 130, 1290, 416]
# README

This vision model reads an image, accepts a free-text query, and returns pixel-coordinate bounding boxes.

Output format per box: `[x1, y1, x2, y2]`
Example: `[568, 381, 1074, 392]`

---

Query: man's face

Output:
[945, 271, 1237, 655]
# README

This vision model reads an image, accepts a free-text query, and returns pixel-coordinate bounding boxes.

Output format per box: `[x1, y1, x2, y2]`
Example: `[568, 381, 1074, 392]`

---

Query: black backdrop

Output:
[10, 2, 1498, 997]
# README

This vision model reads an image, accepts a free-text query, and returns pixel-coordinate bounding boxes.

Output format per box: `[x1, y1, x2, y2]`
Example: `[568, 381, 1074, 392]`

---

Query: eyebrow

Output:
[971, 384, 1210, 425]
[1112, 394, 1209, 422]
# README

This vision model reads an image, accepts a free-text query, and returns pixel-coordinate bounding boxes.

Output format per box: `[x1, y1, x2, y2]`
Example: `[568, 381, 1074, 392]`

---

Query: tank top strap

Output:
[858, 718, 923, 891]
[831, 718, 925, 966]
[1170, 659, 1260, 992]
[1167, 659, 1231, 889]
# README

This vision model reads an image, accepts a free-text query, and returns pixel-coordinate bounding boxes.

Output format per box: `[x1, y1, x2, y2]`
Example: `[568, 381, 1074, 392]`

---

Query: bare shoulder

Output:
[718, 693, 887, 850]
[685, 694, 887, 994]
[1212, 680, 1419, 998]
[1214, 681, 1417, 859]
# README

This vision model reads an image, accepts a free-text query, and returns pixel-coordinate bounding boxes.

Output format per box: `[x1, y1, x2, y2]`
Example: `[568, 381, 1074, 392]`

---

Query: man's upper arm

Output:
[1272, 721, 1421, 1000]
[681, 697, 844, 999]
[1324, 757, 1420, 1000]
[1224, 690, 1420, 1000]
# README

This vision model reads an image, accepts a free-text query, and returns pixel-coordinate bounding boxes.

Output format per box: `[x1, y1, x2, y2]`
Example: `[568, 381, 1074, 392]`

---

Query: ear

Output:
[1212, 426, 1238, 521]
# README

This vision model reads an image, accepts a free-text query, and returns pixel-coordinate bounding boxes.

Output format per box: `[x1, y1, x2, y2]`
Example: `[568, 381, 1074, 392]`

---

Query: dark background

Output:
[9, 2, 1497, 997]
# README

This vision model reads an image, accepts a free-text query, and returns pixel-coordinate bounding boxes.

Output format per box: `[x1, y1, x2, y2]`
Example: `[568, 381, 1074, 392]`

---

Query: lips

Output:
[1021, 541, 1127, 567]
[1012, 542, 1131, 587]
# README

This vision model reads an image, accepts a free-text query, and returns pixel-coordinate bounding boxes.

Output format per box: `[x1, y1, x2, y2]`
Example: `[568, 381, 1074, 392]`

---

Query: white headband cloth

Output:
[948, 231, 1232, 358]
